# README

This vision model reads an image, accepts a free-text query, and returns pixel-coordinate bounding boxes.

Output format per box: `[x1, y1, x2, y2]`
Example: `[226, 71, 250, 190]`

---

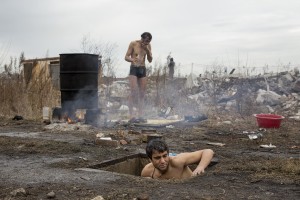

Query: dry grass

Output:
[0, 60, 60, 119]
[250, 158, 300, 182]
[223, 155, 300, 182]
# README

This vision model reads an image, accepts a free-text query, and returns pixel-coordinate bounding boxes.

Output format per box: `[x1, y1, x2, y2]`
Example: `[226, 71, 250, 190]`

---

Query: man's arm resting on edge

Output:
[178, 149, 214, 176]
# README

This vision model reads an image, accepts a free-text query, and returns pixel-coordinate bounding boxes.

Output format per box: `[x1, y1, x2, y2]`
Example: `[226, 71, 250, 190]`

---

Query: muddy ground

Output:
[0, 116, 299, 200]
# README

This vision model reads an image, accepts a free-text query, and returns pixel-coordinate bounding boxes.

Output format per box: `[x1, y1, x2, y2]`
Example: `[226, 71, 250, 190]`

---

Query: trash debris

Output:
[99, 137, 112, 140]
[128, 117, 147, 124]
[159, 107, 173, 118]
[165, 107, 172, 116]
[91, 196, 105, 200]
[184, 114, 208, 122]
[289, 116, 300, 121]
[47, 191, 56, 198]
[12, 115, 23, 120]
[166, 125, 174, 128]
[258, 128, 267, 132]
[141, 129, 156, 133]
[10, 188, 27, 197]
[96, 133, 105, 138]
[135, 193, 149, 200]
[95, 137, 119, 147]
[248, 133, 263, 140]
[119, 139, 128, 145]
[79, 157, 88, 161]
[166, 115, 179, 120]
[260, 143, 276, 148]
[207, 142, 225, 147]
[119, 105, 129, 111]
[290, 145, 300, 149]
[222, 121, 232, 125]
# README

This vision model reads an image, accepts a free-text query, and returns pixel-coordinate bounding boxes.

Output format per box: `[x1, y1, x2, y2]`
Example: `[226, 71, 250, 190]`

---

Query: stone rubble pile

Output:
[99, 69, 300, 120]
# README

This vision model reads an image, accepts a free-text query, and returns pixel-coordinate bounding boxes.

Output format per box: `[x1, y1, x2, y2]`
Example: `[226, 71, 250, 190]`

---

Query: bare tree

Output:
[4, 57, 13, 76]
[0, 42, 10, 70]
[77, 34, 118, 78]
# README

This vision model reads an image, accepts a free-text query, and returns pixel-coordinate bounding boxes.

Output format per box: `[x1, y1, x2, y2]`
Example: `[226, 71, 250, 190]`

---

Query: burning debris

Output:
[52, 108, 87, 123]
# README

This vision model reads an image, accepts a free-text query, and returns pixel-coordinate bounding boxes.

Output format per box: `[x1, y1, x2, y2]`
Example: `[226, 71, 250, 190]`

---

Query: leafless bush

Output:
[0, 52, 28, 118]
[0, 73, 25, 117]
[76, 34, 118, 82]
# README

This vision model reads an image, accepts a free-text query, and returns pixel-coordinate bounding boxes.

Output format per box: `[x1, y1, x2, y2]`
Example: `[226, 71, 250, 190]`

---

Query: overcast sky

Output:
[1, 0, 300, 77]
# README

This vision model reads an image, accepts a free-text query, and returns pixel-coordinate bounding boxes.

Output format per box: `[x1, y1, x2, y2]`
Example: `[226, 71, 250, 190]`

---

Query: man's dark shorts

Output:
[129, 65, 146, 78]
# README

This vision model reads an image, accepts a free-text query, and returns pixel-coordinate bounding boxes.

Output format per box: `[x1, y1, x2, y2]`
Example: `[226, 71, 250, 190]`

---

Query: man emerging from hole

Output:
[125, 32, 153, 123]
[141, 139, 214, 179]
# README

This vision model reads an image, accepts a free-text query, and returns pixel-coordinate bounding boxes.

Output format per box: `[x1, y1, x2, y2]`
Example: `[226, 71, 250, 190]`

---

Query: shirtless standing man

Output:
[125, 32, 153, 122]
[141, 139, 214, 179]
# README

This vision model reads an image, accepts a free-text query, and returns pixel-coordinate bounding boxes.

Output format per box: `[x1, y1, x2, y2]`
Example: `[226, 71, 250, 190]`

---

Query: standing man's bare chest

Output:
[133, 43, 146, 56]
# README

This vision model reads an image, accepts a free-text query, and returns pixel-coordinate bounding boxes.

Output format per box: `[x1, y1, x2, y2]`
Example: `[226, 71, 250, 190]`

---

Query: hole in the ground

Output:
[88, 154, 219, 177]
[89, 153, 150, 176]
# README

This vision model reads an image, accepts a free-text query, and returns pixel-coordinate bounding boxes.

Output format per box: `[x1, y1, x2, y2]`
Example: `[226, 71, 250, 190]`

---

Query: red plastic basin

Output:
[254, 114, 284, 128]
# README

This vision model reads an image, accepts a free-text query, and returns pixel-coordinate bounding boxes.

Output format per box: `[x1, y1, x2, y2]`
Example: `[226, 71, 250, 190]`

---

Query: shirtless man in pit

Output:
[125, 32, 153, 123]
[141, 139, 214, 179]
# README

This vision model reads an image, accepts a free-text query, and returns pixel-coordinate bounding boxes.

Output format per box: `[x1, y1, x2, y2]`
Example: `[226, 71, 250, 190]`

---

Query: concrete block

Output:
[95, 138, 119, 147]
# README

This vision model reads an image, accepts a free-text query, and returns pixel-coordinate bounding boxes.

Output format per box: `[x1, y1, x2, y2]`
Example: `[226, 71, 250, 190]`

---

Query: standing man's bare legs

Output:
[128, 75, 147, 121]
[129, 75, 138, 119]
[138, 77, 147, 118]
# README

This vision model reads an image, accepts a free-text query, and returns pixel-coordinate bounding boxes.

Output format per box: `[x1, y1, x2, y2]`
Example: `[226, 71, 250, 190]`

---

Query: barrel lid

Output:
[59, 53, 99, 56]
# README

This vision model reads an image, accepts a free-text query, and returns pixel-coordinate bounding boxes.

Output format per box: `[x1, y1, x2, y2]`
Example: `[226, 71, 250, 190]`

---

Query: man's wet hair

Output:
[146, 139, 169, 159]
[141, 32, 152, 40]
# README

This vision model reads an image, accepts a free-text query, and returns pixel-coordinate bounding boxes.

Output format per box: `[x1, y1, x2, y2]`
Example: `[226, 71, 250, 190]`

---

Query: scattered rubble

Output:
[206, 142, 226, 147]
[260, 143, 277, 148]
[248, 133, 263, 140]
[46, 191, 56, 199]
[97, 70, 300, 123]
[91, 196, 105, 200]
[10, 188, 27, 197]
[44, 123, 93, 132]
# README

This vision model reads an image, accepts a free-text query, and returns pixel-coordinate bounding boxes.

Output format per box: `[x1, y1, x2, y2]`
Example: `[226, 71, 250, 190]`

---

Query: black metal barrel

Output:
[60, 53, 99, 114]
